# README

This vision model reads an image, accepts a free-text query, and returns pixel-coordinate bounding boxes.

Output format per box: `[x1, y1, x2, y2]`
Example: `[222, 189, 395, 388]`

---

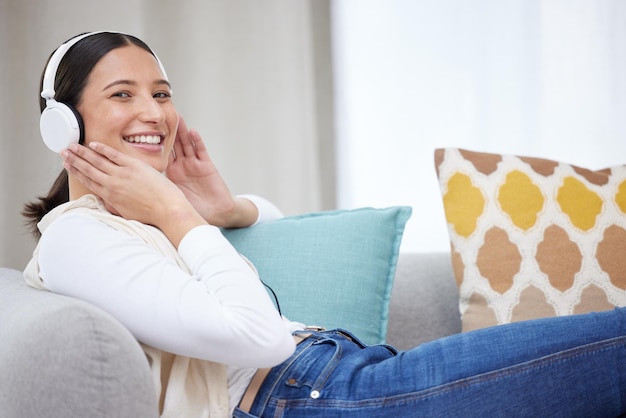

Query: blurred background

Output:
[2, 0, 626, 270]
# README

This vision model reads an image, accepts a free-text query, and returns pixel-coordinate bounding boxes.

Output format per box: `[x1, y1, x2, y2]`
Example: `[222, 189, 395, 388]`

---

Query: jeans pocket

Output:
[334, 328, 399, 355]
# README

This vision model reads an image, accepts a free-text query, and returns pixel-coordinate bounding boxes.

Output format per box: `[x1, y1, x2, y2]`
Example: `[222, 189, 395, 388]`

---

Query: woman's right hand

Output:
[165, 116, 259, 228]
[61, 141, 206, 247]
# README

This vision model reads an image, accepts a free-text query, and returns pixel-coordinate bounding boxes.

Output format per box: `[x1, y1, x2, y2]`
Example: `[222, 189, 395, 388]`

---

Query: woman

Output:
[23, 32, 626, 418]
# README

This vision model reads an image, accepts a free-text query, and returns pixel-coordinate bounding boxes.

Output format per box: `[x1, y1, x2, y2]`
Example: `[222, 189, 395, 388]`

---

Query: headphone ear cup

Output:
[40, 100, 84, 152]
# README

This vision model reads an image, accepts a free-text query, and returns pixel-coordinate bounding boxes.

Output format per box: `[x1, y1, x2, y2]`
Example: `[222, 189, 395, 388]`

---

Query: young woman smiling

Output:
[23, 32, 626, 418]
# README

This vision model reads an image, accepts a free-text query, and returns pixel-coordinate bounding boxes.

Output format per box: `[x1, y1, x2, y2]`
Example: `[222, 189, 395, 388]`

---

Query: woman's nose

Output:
[138, 96, 166, 123]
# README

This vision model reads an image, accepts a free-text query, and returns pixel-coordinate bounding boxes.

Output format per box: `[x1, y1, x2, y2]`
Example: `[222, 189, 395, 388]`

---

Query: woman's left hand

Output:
[166, 116, 257, 228]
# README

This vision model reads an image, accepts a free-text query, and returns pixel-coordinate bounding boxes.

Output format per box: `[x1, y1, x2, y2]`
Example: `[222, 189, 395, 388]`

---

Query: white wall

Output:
[331, 0, 626, 252]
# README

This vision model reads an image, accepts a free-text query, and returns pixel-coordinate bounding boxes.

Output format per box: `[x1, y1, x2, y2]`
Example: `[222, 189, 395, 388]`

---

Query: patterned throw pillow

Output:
[435, 148, 626, 332]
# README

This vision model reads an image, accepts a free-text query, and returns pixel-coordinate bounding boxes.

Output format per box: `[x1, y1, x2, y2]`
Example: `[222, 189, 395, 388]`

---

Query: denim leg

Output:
[234, 309, 626, 417]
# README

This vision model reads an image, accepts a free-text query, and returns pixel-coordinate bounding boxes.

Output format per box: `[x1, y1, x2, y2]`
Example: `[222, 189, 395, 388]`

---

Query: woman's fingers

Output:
[61, 144, 107, 188]
[64, 143, 117, 173]
[61, 142, 134, 194]
[62, 156, 101, 191]
[188, 128, 210, 160]
[87, 142, 130, 168]
[174, 115, 196, 158]
[172, 124, 184, 160]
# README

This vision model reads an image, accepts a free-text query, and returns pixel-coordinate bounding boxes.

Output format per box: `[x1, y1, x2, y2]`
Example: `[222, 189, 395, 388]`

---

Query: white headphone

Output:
[39, 31, 168, 152]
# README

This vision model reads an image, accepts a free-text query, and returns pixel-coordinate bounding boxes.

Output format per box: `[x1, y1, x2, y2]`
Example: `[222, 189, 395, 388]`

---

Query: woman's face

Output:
[76, 44, 178, 173]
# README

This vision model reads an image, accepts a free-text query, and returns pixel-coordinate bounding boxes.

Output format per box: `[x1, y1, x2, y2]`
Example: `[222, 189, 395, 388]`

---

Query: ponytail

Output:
[22, 170, 69, 239]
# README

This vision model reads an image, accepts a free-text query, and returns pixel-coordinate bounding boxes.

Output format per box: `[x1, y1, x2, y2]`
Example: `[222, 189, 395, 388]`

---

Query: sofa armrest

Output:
[386, 252, 461, 350]
[0, 268, 158, 418]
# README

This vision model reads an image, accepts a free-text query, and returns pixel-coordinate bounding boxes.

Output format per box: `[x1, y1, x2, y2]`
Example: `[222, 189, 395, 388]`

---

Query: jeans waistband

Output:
[246, 329, 366, 415]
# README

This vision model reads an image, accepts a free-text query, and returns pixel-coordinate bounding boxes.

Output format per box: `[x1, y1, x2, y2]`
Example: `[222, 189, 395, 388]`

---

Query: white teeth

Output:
[124, 135, 161, 144]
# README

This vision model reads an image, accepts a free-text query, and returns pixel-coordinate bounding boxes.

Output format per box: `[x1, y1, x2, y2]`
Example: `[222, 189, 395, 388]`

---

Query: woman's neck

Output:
[68, 173, 120, 215]
[68, 174, 93, 201]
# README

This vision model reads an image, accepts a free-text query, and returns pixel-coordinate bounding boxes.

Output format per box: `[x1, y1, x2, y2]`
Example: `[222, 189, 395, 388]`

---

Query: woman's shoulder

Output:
[38, 194, 107, 230]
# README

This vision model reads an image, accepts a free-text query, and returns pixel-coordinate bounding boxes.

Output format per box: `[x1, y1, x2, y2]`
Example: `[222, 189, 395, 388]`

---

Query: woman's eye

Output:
[154, 91, 171, 99]
[112, 92, 130, 98]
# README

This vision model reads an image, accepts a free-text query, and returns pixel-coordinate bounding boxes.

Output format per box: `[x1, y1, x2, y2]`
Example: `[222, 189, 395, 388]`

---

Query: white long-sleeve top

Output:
[23, 194, 304, 416]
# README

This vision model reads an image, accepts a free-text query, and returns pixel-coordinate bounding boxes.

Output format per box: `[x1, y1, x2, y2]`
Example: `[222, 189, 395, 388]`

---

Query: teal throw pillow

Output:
[222, 206, 412, 345]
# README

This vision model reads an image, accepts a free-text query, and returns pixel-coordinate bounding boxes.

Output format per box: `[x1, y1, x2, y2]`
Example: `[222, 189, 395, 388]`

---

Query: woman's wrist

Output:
[224, 196, 259, 228]
[159, 201, 209, 248]
[238, 194, 284, 225]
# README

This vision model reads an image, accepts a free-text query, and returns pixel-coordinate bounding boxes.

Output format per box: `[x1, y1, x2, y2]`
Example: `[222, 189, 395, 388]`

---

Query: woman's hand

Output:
[61, 141, 206, 248]
[165, 116, 258, 228]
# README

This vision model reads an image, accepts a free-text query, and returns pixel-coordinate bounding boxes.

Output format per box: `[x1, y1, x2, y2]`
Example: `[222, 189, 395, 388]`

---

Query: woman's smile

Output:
[123, 134, 164, 145]
[122, 133, 166, 152]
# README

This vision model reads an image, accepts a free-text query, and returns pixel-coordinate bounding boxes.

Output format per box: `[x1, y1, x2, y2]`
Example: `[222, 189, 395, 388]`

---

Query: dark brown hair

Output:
[23, 32, 158, 238]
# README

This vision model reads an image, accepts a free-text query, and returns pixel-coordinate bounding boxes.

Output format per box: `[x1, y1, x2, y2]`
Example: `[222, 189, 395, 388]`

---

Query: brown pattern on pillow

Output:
[435, 148, 626, 332]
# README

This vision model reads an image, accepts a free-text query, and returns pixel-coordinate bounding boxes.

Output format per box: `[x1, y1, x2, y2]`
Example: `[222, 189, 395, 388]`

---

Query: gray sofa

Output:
[0, 252, 460, 417]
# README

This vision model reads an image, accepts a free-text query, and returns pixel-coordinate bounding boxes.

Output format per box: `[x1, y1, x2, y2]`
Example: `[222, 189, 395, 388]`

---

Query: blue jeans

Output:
[233, 308, 626, 417]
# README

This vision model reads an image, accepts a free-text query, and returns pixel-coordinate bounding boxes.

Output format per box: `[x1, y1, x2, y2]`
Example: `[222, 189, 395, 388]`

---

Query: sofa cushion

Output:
[222, 206, 411, 345]
[0, 268, 157, 418]
[435, 148, 626, 331]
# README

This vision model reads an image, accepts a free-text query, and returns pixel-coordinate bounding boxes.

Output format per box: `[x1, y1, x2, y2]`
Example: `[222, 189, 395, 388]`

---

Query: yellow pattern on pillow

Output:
[435, 148, 626, 332]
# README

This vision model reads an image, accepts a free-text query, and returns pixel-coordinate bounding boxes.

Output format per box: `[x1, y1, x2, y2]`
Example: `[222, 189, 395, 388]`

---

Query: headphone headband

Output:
[40, 31, 168, 101]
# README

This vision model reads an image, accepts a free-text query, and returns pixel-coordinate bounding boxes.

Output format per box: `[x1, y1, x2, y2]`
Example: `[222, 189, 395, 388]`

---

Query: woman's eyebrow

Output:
[102, 79, 171, 91]
[155, 79, 172, 89]
[102, 79, 136, 91]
